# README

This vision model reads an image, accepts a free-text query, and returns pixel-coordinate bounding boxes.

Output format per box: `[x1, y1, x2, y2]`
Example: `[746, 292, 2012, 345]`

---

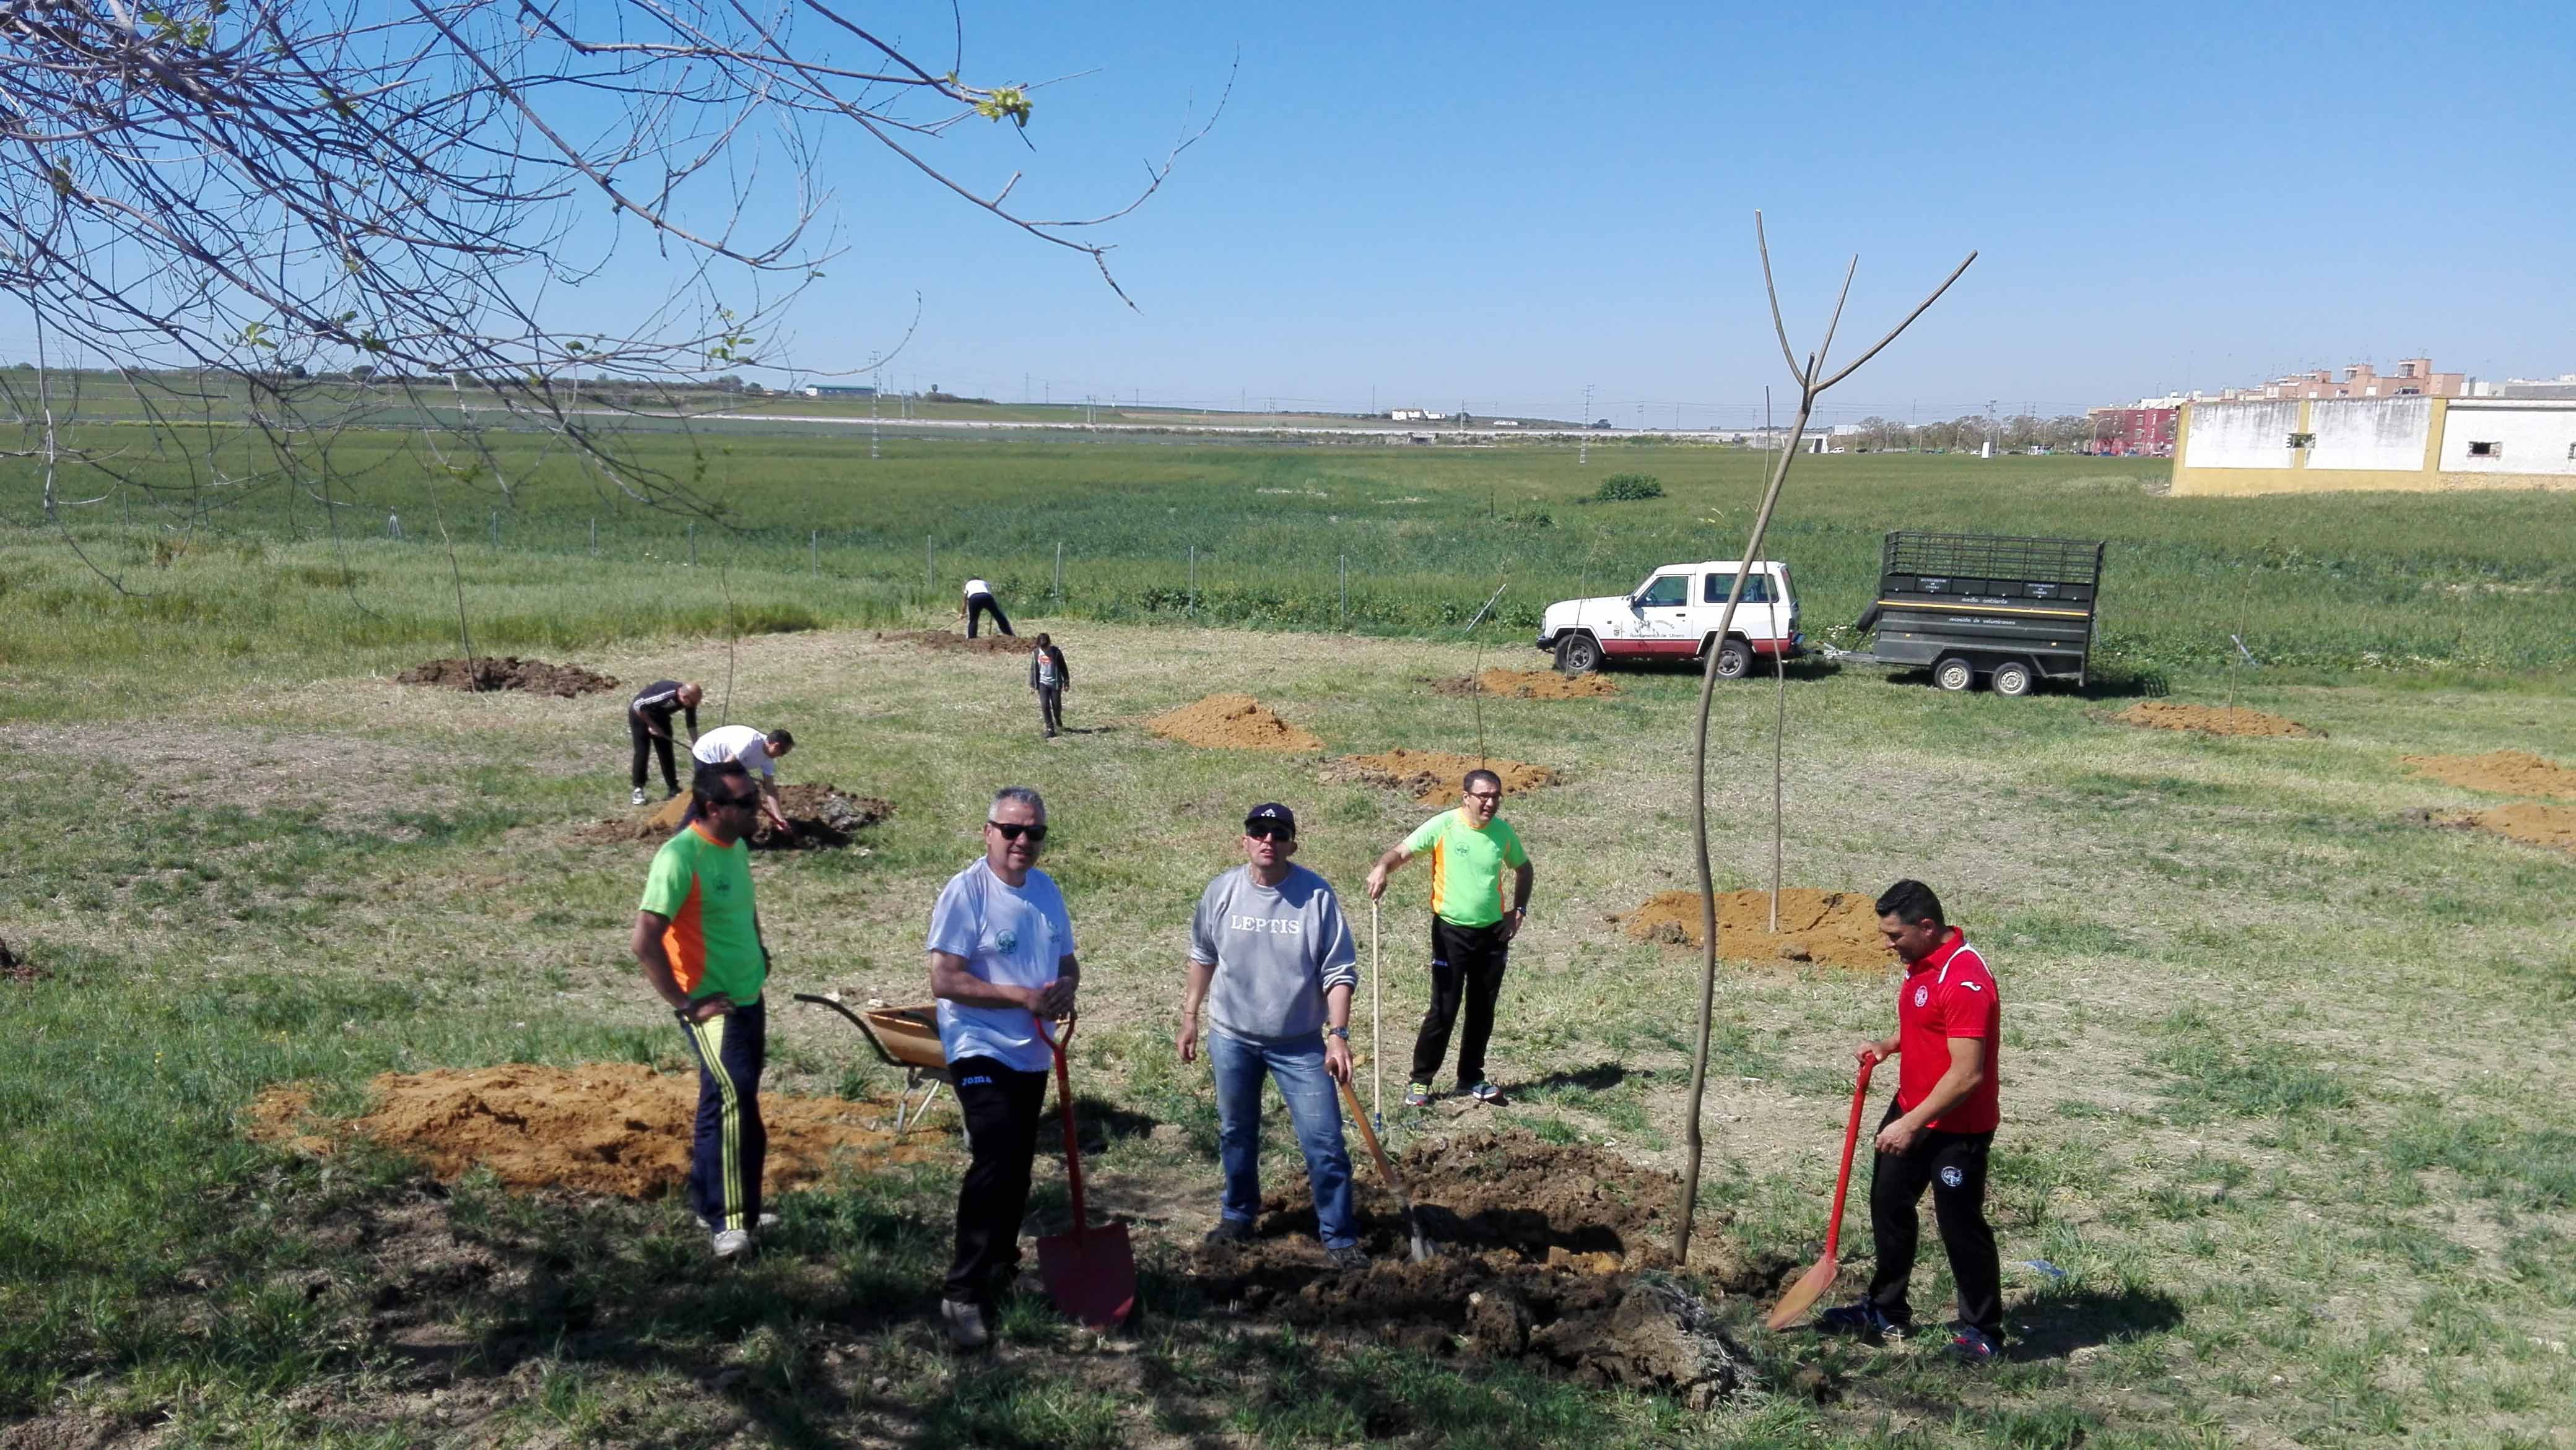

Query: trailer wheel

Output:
[1990, 660, 2037, 698]
[1712, 640, 1752, 680]
[1933, 656, 1976, 692]
[1556, 633, 1603, 675]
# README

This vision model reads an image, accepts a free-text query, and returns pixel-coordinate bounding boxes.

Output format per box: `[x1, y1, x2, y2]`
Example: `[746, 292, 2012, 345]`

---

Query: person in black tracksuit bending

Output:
[1028, 634, 1070, 738]
[628, 680, 703, 805]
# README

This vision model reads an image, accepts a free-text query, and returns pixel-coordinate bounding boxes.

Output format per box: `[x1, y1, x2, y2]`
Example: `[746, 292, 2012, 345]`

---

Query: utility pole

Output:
[870, 352, 881, 461]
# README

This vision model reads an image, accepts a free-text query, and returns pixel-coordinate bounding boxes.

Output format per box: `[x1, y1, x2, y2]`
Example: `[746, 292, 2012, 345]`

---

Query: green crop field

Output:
[2, 432, 2574, 1448]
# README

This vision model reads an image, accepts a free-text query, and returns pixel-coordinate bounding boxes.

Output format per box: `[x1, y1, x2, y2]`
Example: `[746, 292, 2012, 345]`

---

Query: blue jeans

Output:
[1208, 1029, 1357, 1249]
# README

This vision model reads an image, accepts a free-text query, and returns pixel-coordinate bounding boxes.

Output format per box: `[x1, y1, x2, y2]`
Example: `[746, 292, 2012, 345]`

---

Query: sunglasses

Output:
[988, 820, 1048, 843]
[1245, 823, 1295, 841]
[711, 793, 762, 810]
[1464, 791, 1502, 804]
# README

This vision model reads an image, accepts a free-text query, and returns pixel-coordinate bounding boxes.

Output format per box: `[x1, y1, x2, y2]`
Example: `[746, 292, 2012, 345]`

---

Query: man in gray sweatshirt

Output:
[1177, 802, 1365, 1267]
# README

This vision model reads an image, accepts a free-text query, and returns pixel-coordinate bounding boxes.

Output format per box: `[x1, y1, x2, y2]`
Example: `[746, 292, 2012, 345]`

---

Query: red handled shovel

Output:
[1767, 1056, 1876, 1331]
[1035, 1016, 1137, 1330]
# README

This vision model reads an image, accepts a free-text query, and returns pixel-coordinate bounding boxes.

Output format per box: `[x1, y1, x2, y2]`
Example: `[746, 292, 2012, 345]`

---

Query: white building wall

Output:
[2438, 403, 2576, 476]
[2186, 400, 2299, 468]
[2307, 397, 2431, 472]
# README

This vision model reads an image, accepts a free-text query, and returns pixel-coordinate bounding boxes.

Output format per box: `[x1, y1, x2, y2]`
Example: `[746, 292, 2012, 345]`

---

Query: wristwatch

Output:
[1325, 1027, 1349, 1040]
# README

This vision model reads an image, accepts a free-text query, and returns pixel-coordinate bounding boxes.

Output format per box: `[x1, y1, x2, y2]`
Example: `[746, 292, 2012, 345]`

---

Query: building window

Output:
[2468, 441, 2503, 459]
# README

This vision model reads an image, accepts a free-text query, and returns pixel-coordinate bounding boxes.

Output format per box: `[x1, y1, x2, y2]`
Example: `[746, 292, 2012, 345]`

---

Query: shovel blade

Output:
[1765, 1252, 1838, 1331]
[1037, 1222, 1136, 1331]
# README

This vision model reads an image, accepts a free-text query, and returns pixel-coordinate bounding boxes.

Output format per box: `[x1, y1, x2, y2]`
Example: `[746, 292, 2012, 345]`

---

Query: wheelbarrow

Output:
[793, 994, 953, 1134]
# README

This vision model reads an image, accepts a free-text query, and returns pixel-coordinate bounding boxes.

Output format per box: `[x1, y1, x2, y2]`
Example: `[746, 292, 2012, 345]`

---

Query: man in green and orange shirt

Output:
[1365, 768, 1536, 1108]
[632, 760, 774, 1259]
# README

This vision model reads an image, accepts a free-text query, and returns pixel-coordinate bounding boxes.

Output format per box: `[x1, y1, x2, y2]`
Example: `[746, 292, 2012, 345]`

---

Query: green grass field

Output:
[2, 435, 2573, 1448]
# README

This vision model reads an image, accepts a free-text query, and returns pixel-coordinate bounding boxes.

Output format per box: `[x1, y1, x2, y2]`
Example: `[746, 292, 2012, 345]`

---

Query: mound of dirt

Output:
[2401, 750, 2576, 800]
[1432, 669, 1619, 701]
[2115, 701, 2316, 738]
[1323, 749, 1561, 805]
[1619, 888, 1888, 970]
[396, 656, 619, 697]
[1192, 1129, 1755, 1407]
[0, 937, 38, 985]
[250, 1063, 937, 1197]
[575, 783, 893, 850]
[2417, 802, 2576, 856]
[873, 629, 1025, 655]
[1146, 693, 1323, 751]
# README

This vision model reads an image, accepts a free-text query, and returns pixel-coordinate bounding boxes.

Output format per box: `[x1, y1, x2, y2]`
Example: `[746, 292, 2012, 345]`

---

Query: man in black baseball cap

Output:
[1175, 804, 1367, 1267]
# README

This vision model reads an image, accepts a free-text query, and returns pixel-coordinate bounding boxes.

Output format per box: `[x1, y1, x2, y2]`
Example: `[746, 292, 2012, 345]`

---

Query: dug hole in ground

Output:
[395, 656, 620, 697]
[573, 783, 894, 849]
[251, 1076, 1773, 1407]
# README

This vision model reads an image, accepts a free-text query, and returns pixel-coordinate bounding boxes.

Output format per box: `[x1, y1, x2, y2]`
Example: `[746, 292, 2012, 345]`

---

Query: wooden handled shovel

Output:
[1336, 1072, 1431, 1263]
[1767, 1056, 1876, 1331]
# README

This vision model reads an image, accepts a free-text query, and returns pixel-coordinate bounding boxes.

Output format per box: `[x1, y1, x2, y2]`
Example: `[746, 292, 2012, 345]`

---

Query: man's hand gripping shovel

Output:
[1767, 1055, 1876, 1330]
[1035, 1014, 1137, 1331]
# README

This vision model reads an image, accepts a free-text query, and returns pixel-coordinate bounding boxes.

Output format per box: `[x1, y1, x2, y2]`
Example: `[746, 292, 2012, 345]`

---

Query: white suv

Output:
[1536, 560, 1803, 677]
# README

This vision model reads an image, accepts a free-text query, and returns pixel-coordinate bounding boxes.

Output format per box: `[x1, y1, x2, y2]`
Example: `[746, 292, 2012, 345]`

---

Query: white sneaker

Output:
[631, 787, 650, 806]
[941, 1298, 991, 1350]
[711, 1228, 754, 1259]
[756, 1212, 780, 1231]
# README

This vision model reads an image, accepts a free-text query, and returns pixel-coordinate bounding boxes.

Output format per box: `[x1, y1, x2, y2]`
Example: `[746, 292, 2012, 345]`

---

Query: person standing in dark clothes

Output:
[1817, 879, 2006, 1361]
[1028, 634, 1070, 737]
[927, 786, 1078, 1350]
[627, 680, 703, 805]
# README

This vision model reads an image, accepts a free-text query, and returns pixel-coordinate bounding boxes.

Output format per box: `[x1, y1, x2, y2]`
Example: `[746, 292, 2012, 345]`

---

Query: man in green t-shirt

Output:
[1365, 768, 1536, 1108]
[632, 760, 774, 1259]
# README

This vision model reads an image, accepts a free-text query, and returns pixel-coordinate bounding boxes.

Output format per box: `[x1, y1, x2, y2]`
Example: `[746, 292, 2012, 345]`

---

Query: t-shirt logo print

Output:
[996, 929, 1019, 953]
[1913, 985, 1929, 1007]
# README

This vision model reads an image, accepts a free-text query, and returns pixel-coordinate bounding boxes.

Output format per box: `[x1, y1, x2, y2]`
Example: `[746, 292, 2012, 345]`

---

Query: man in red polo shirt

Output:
[1819, 879, 2004, 1360]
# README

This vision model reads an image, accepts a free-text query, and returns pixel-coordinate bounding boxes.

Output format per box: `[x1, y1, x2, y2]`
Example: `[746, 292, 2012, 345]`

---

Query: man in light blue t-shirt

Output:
[1177, 802, 1364, 1268]
[926, 786, 1079, 1350]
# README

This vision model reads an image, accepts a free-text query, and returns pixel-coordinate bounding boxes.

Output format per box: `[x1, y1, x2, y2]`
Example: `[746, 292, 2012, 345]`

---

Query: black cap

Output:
[1243, 802, 1297, 833]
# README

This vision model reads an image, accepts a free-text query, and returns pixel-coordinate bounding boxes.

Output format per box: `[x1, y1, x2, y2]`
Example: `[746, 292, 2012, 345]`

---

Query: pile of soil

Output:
[575, 784, 892, 849]
[874, 629, 1025, 656]
[1619, 888, 1888, 970]
[2401, 750, 2576, 800]
[250, 1063, 938, 1196]
[1193, 1129, 1755, 1407]
[1146, 693, 1323, 751]
[2416, 802, 2576, 856]
[396, 656, 619, 697]
[1432, 669, 1619, 700]
[1324, 749, 1561, 805]
[2115, 701, 2317, 738]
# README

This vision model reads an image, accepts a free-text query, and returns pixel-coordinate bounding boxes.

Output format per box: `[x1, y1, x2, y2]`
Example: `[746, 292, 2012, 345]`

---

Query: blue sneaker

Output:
[1466, 1081, 1503, 1104]
[1949, 1325, 2001, 1362]
[1815, 1303, 1910, 1340]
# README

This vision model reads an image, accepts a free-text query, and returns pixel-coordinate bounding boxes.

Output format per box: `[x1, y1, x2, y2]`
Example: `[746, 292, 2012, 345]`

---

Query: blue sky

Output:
[11, 1, 2571, 427]
[752, 0, 2574, 424]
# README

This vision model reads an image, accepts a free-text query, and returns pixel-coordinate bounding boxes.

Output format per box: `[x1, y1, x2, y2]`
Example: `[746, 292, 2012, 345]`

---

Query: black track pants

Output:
[946, 1056, 1050, 1304]
[630, 716, 679, 792]
[1865, 1098, 2001, 1337]
[1409, 918, 1510, 1088]
[967, 595, 1014, 638]
[1035, 685, 1064, 736]
[677, 1001, 766, 1234]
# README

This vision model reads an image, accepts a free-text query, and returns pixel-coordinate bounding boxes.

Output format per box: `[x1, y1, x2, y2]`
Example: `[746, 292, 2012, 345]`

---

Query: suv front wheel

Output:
[1556, 633, 1603, 675]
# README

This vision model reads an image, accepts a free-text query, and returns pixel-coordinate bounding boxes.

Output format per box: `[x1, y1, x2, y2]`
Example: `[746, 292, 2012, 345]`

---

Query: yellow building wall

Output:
[2172, 399, 2576, 496]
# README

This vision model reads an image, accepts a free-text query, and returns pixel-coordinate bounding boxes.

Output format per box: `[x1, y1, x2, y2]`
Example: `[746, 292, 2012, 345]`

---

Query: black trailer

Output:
[1831, 531, 2105, 696]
